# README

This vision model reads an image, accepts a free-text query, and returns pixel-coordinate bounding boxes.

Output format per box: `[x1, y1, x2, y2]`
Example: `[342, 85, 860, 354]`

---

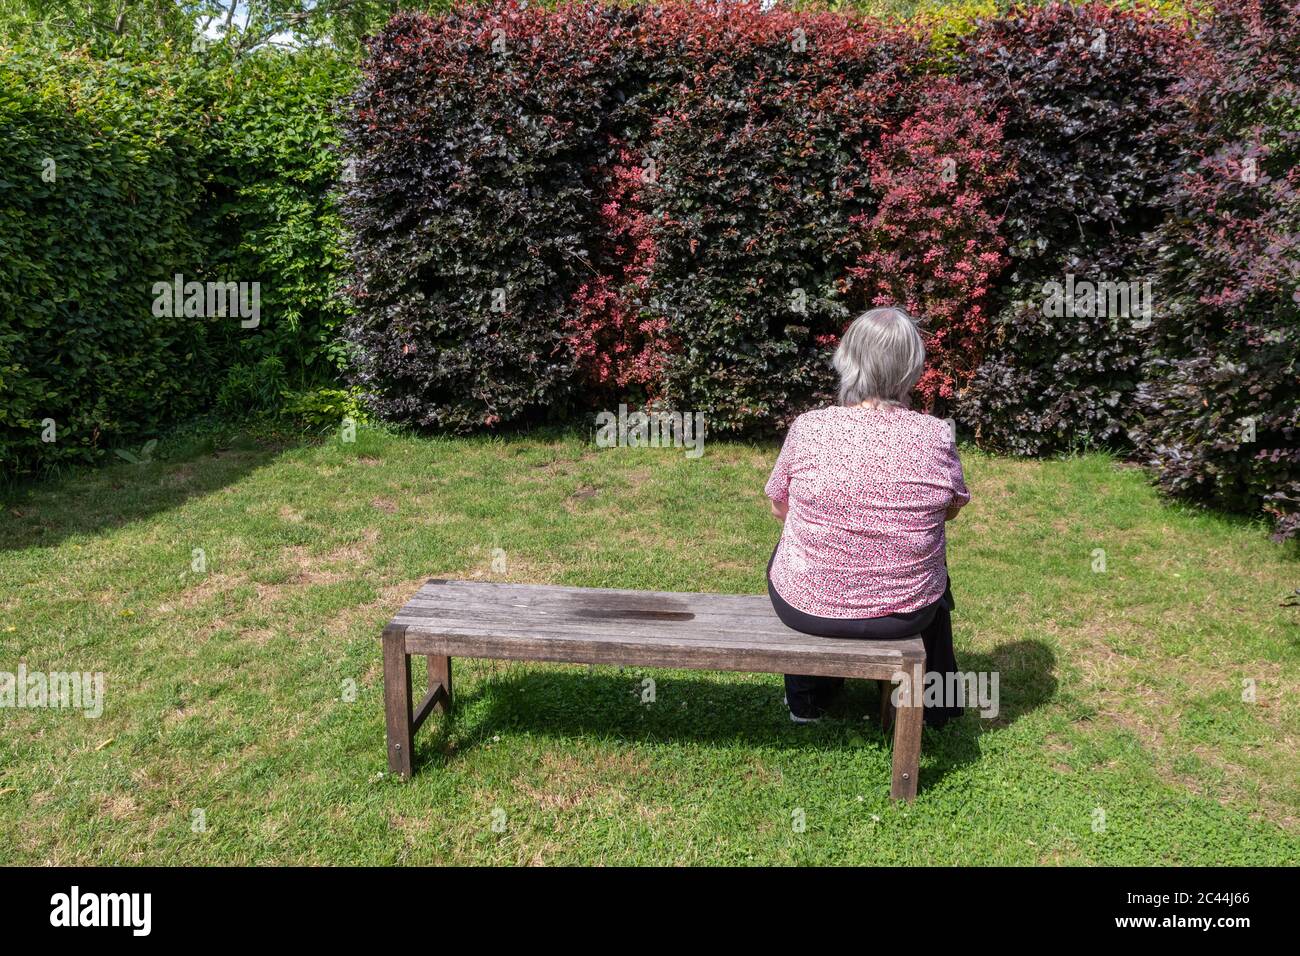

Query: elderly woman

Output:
[765, 307, 969, 725]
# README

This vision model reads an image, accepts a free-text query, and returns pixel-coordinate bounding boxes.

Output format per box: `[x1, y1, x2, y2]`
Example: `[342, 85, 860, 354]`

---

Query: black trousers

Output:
[766, 544, 963, 726]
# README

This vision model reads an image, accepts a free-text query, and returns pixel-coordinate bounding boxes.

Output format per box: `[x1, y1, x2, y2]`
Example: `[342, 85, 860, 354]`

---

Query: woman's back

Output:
[765, 405, 968, 619]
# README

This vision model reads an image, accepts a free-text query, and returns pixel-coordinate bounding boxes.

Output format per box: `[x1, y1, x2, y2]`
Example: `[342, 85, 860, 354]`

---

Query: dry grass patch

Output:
[177, 572, 247, 611]
[516, 749, 650, 812]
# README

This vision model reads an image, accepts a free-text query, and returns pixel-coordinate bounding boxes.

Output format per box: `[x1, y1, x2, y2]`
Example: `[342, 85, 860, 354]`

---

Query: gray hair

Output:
[832, 307, 925, 407]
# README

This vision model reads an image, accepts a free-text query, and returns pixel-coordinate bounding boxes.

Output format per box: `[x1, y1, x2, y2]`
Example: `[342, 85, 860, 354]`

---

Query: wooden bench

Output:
[382, 579, 928, 800]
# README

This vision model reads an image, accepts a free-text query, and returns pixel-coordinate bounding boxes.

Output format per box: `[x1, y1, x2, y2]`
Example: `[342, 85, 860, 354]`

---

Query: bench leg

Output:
[890, 660, 924, 802]
[383, 626, 413, 778]
[427, 654, 452, 713]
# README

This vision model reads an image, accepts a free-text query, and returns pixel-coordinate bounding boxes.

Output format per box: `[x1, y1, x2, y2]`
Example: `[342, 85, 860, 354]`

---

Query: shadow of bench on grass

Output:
[413, 639, 1057, 796]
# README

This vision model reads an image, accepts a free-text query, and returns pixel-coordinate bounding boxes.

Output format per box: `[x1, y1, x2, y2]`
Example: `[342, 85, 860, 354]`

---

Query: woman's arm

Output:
[937, 429, 971, 522]
[764, 418, 799, 523]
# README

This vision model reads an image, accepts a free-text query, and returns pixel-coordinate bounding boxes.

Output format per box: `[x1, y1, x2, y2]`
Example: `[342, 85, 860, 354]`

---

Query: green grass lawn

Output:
[1, 426, 1296, 864]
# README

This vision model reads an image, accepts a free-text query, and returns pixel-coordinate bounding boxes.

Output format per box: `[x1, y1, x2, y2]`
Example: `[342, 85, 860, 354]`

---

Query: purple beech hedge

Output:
[339, 0, 1298, 538]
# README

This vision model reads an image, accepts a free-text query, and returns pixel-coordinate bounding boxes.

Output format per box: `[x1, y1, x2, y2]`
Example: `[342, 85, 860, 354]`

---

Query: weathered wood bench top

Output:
[389, 579, 924, 678]
[382, 579, 928, 800]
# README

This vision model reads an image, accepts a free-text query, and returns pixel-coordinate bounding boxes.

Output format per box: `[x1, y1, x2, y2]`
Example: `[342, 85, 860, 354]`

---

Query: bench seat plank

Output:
[396, 614, 909, 648]
[392, 579, 923, 678]
[398, 580, 798, 618]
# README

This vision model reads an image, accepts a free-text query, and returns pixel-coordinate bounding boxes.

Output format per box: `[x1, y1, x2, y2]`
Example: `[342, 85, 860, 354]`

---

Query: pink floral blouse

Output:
[765, 405, 970, 618]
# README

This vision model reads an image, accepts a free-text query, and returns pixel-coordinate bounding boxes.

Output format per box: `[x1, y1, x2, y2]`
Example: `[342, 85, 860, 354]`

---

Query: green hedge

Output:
[0, 49, 213, 473]
[200, 50, 357, 390]
[0, 44, 356, 476]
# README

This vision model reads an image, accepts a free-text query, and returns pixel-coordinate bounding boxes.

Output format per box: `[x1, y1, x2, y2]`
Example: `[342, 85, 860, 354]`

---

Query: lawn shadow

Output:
[416, 639, 1057, 796]
[0, 438, 289, 552]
